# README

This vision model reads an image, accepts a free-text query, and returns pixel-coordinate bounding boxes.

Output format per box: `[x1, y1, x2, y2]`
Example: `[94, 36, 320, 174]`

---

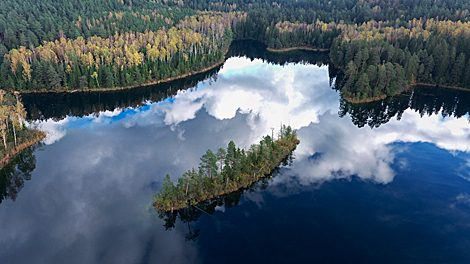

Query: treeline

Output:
[330, 19, 470, 101]
[160, 0, 470, 102]
[232, 14, 342, 50]
[154, 125, 299, 212]
[22, 63, 222, 121]
[1, 12, 242, 92]
[4, 0, 470, 101]
[164, 0, 470, 49]
[163, 0, 470, 24]
[23, 41, 327, 122]
[0, 0, 195, 52]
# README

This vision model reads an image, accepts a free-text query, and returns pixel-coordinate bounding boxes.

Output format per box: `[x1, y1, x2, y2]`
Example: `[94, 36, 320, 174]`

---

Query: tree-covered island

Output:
[154, 125, 299, 212]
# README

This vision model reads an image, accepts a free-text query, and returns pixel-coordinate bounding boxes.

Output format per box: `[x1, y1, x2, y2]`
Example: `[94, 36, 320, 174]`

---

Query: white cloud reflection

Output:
[35, 57, 470, 188]
[7, 56, 470, 263]
[34, 118, 70, 145]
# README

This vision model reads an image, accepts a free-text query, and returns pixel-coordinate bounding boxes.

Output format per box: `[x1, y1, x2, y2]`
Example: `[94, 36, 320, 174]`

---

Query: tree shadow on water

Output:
[156, 166, 286, 241]
[0, 143, 40, 204]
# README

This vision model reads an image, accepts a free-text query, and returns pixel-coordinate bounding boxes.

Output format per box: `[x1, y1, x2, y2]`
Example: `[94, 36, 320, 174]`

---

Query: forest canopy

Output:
[2, 0, 470, 101]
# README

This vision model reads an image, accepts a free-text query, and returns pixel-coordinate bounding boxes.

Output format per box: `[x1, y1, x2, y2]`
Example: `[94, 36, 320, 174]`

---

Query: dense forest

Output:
[2, 10, 240, 92]
[2, 0, 470, 100]
[329, 19, 470, 101]
[154, 125, 299, 212]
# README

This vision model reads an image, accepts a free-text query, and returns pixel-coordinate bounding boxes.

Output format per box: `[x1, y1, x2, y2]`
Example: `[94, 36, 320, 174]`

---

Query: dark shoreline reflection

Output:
[340, 86, 470, 128]
[21, 39, 470, 130]
[22, 40, 330, 121]
[22, 65, 221, 121]
[158, 166, 287, 241]
[227, 40, 330, 67]
[0, 144, 40, 204]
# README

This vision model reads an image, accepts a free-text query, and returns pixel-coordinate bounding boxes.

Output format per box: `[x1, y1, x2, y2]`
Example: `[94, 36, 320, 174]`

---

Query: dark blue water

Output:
[1, 42, 470, 263]
[195, 142, 470, 263]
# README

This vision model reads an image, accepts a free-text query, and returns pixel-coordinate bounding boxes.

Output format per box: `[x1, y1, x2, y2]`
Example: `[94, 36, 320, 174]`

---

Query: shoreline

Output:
[0, 130, 46, 171]
[155, 135, 299, 212]
[18, 42, 330, 96]
[342, 94, 388, 104]
[343, 82, 470, 104]
[414, 82, 470, 92]
[19, 58, 227, 95]
[266, 46, 329, 52]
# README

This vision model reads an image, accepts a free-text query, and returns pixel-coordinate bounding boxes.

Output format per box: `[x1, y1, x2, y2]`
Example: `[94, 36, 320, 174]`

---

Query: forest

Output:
[154, 125, 299, 212]
[20, 40, 327, 121]
[2, 0, 470, 100]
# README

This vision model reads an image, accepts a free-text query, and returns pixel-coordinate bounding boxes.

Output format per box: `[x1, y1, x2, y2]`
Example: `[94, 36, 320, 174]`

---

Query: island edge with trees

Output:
[154, 125, 299, 212]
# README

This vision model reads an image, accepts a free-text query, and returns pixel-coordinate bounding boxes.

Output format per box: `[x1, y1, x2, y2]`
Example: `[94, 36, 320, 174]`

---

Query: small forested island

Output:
[154, 125, 299, 212]
[0, 90, 45, 170]
[3, 0, 470, 102]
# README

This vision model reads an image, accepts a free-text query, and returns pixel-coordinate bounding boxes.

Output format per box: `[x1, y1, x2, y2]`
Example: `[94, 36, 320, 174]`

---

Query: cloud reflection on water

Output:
[5, 56, 470, 263]
[34, 57, 470, 188]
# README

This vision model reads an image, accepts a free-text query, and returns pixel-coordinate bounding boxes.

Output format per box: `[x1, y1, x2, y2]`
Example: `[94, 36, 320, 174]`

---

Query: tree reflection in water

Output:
[339, 86, 470, 128]
[0, 144, 40, 204]
[22, 40, 330, 122]
[158, 154, 293, 241]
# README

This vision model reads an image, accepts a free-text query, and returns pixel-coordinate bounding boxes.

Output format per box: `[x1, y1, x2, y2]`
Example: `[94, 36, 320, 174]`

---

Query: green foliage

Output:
[0, 0, 195, 52]
[199, 149, 217, 180]
[3, 0, 470, 101]
[0, 3, 238, 92]
[154, 126, 299, 212]
[164, 0, 470, 24]
[330, 19, 470, 101]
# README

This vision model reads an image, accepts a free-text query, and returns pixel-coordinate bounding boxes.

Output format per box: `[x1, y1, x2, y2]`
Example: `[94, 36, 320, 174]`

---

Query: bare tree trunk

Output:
[12, 125, 16, 147]
[2, 130, 7, 152]
[185, 174, 191, 196]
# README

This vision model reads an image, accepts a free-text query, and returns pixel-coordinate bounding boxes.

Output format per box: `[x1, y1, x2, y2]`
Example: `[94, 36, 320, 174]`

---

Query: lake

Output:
[1, 41, 470, 263]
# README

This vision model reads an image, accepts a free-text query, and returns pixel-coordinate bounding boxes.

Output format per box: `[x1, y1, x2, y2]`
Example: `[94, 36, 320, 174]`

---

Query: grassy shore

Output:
[342, 94, 388, 104]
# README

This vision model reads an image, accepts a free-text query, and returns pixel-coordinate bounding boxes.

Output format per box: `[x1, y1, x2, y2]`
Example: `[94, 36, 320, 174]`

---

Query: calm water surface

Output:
[1, 42, 470, 263]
